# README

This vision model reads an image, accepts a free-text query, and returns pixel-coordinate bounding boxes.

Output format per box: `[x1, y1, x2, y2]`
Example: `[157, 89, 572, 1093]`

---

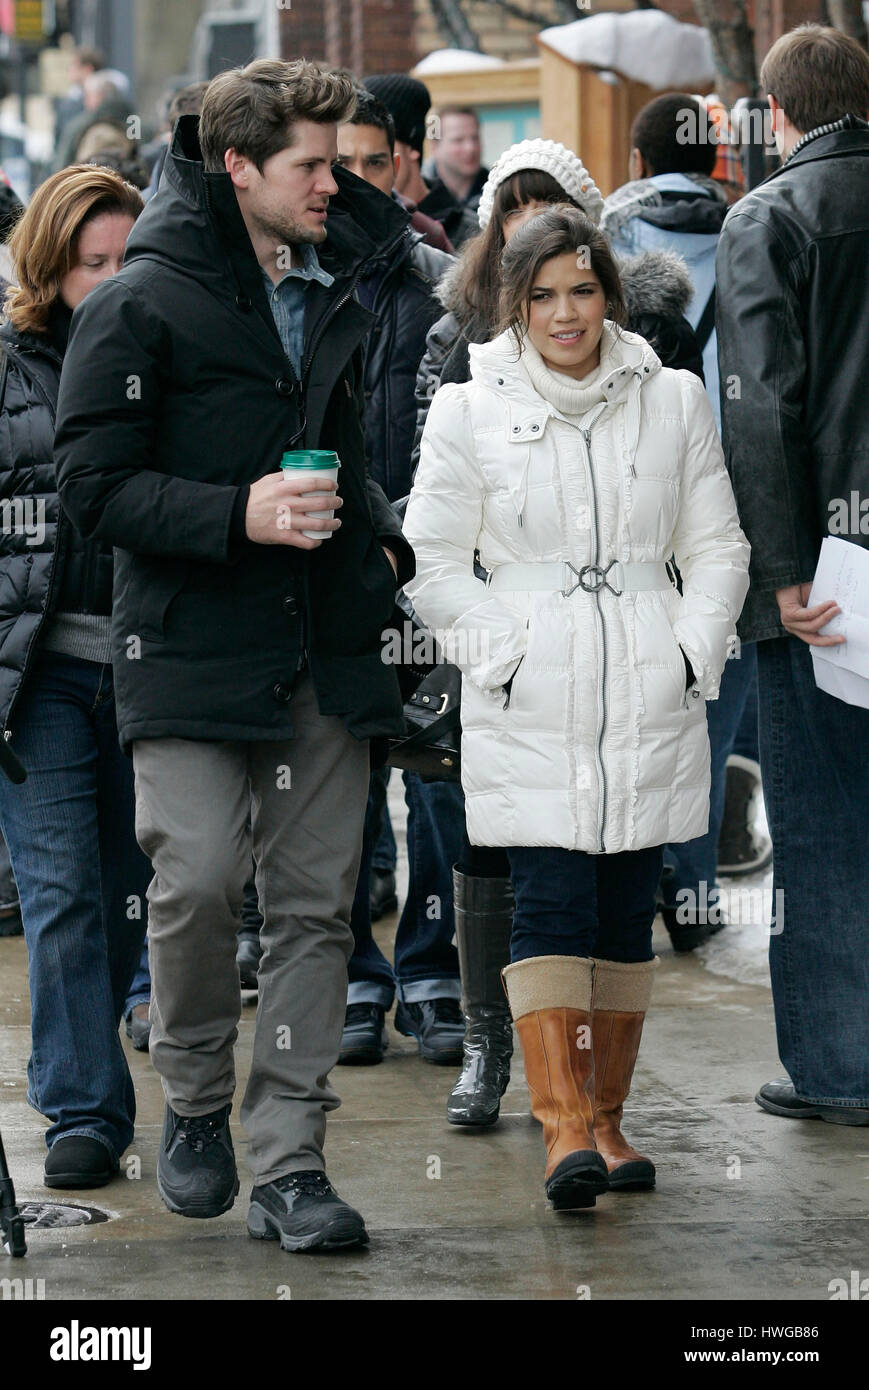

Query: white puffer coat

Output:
[403, 325, 750, 853]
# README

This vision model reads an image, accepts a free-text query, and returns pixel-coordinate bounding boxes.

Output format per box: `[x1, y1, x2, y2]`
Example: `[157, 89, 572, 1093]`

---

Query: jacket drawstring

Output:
[508, 443, 532, 529]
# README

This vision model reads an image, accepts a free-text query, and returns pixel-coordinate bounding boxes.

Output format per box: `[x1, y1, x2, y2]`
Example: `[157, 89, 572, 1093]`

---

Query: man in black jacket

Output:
[364, 74, 480, 250]
[716, 24, 869, 1126]
[335, 89, 466, 1067]
[55, 59, 415, 1250]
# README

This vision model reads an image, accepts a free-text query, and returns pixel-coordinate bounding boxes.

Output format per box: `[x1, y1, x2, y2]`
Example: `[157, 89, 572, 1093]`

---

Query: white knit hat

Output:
[477, 138, 604, 230]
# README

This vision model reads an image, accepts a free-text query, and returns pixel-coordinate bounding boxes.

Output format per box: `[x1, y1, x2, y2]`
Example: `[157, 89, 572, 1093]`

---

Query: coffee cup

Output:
[280, 450, 341, 540]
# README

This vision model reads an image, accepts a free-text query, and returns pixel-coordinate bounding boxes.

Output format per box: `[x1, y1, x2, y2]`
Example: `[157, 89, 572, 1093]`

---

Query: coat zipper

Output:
[582, 425, 608, 853]
[299, 225, 407, 398]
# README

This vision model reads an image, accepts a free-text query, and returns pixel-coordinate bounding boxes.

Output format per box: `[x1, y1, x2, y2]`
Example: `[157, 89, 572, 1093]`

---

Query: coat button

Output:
[236, 294, 252, 312]
[273, 682, 292, 702]
[276, 377, 293, 397]
[497, 377, 505, 385]
[283, 596, 299, 615]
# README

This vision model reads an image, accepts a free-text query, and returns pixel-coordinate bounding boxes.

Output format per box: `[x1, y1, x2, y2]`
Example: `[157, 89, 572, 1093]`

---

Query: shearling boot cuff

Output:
[591, 957, 658, 1014]
[502, 955, 594, 1021]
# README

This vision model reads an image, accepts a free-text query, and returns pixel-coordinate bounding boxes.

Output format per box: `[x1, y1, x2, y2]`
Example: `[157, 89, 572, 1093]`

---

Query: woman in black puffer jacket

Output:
[0, 165, 150, 1191]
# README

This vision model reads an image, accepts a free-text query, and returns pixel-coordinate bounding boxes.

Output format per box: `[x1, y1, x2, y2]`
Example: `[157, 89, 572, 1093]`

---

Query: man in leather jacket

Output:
[716, 23, 869, 1126]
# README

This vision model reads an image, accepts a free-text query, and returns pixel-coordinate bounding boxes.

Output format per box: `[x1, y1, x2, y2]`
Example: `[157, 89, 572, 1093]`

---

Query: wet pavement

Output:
[1, 788, 866, 1302]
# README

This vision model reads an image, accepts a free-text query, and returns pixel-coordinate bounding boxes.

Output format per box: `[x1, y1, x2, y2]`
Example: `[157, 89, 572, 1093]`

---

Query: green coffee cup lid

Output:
[280, 450, 340, 469]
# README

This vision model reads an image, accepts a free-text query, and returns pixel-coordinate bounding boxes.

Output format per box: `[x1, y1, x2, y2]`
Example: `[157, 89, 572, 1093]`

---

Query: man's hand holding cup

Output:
[246, 453, 342, 549]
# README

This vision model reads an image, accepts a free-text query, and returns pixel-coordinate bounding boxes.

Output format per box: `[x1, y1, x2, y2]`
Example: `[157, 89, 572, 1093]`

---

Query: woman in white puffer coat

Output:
[404, 206, 750, 1213]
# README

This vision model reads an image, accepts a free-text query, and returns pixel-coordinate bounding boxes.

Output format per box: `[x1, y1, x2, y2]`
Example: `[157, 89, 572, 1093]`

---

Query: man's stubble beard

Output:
[255, 208, 327, 250]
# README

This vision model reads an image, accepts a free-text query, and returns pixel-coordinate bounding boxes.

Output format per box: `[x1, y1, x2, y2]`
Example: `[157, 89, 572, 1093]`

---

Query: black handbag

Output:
[382, 597, 462, 782]
[387, 659, 462, 782]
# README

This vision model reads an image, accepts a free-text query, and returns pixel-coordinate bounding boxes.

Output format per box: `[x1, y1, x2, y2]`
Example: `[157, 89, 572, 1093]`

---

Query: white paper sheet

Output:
[807, 537, 869, 708]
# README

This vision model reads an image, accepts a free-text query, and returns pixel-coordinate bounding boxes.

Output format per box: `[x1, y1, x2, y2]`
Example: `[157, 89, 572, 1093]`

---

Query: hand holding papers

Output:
[807, 537, 869, 709]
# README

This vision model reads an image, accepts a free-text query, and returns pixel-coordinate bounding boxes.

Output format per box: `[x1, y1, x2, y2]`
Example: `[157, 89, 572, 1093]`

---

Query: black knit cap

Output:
[364, 74, 431, 156]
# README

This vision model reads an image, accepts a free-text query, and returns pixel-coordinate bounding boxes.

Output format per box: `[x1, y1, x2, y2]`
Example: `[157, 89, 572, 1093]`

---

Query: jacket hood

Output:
[602, 174, 727, 242]
[434, 234, 696, 331]
[618, 249, 695, 322]
[432, 254, 465, 315]
[124, 114, 411, 293]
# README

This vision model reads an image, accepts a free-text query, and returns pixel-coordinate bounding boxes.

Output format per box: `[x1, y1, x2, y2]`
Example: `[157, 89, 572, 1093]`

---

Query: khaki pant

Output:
[132, 672, 369, 1184]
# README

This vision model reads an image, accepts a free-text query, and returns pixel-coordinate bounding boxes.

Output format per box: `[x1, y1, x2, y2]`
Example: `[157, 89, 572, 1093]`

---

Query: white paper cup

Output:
[279, 462, 340, 539]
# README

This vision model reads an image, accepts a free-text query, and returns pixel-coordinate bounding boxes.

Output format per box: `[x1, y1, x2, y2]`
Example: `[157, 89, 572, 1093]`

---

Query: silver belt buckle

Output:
[576, 560, 623, 596]
[560, 562, 582, 597]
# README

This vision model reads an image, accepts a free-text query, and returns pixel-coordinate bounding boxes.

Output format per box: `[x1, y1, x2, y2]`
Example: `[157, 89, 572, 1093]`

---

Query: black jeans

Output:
[506, 845, 663, 964]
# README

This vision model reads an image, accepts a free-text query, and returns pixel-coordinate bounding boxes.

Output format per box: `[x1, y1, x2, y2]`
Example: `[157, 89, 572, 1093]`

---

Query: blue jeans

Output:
[348, 771, 462, 1007]
[0, 652, 151, 1160]
[507, 846, 663, 963]
[370, 765, 397, 873]
[0, 827, 18, 910]
[758, 635, 869, 1106]
[124, 939, 151, 1015]
[660, 644, 758, 919]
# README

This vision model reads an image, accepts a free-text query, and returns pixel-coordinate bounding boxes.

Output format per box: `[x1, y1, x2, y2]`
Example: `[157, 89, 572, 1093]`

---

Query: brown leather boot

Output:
[591, 958, 658, 1191]
[503, 956, 608, 1210]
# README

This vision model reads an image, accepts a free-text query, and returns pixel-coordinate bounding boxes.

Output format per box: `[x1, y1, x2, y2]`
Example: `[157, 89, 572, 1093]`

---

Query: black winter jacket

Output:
[359, 220, 452, 502]
[716, 117, 869, 642]
[411, 247, 704, 473]
[0, 318, 114, 732]
[54, 115, 415, 750]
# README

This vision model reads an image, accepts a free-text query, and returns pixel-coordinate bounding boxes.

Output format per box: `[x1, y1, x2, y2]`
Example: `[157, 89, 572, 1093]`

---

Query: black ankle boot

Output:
[447, 870, 514, 1128]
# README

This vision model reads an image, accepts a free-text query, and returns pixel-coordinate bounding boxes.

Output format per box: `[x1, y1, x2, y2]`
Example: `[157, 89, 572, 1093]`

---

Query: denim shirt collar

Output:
[261, 240, 335, 297]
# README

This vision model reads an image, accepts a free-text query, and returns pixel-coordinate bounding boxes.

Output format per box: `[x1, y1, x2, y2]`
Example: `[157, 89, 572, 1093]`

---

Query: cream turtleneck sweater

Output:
[520, 322, 621, 418]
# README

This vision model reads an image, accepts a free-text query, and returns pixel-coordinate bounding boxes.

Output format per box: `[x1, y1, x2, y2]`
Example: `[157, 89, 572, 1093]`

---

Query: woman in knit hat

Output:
[409, 139, 703, 1136]
[404, 205, 749, 1210]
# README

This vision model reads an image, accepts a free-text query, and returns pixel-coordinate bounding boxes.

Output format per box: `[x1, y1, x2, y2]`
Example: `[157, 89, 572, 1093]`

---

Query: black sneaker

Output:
[337, 1003, 388, 1065]
[660, 905, 712, 953]
[394, 997, 465, 1064]
[0, 905, 22, 937]
[125, 1003, 151, 1052]
[236, 930, 262, 990]
[248, 1170, 368, 1252]
[157, 1103, 239, 1218]
[44, 1136, 118, 1189]
[369, 867, 398, 921]
[718, 756, 773, 877]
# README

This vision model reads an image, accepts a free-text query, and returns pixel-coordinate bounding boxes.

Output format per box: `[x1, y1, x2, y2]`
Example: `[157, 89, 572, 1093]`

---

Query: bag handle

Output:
[391, 705, 460, 757]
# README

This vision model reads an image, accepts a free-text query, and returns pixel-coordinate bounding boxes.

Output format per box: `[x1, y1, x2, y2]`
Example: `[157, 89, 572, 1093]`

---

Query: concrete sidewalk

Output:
[1, 801, 866, 1300]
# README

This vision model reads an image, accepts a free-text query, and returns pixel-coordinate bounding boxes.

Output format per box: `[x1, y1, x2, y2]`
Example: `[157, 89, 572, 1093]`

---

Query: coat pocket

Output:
[632, 599, 688, 721]
[133, 558, 189, 642]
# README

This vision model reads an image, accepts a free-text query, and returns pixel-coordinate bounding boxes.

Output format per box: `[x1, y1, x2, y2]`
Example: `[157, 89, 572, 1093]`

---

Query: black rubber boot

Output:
[446, 870, 514, 1128]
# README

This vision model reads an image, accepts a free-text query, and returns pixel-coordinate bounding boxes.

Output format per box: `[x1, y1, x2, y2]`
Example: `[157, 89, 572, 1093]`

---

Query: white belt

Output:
[487, 560, 673, 597]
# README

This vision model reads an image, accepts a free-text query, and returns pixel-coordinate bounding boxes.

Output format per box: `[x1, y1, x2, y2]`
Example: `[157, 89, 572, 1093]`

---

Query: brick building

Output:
[278, 1, 836, 80]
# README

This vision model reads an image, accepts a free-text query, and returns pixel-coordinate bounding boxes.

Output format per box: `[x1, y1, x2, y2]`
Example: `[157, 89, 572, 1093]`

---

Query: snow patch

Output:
[538, 11, 716, 90]
[414, 48, 505, 76]
[697, 868, 775, 990]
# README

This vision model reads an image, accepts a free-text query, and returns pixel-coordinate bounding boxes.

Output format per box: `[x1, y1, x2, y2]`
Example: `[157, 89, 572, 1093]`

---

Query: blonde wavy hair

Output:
[4, 164, 143, 334]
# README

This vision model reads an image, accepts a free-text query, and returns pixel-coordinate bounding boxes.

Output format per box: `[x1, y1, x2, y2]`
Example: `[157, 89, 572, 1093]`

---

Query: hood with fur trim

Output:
[435, 246, 695, 336]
